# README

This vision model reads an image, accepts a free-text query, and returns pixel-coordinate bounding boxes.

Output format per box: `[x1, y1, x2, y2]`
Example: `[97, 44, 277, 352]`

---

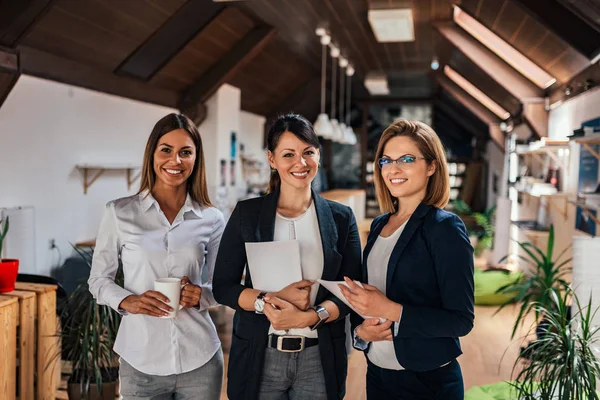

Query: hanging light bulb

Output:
[338, 57, 348, 144]
[346, 65, 358, 145]
[329, 45, 341, 143]
[314, 33, 332, 139]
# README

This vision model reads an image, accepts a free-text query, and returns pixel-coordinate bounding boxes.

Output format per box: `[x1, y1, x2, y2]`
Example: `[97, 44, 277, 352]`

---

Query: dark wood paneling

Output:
[20, 46, 179, 108]
[151, 7, 256, 91]
[558, 0, 600, 34]
[20, 0, 186, 71]
[116, 1, 226, 81]
[449, 50, 521, 116]
[548, 61, 600, 106]
[0, 0, 55, 47]
[227, 39, 314, 116]
[514, 0, 600, 60]
[0, 46, 20, 108]
[180, 26, 277, 108]
[458, 0, 589, 84]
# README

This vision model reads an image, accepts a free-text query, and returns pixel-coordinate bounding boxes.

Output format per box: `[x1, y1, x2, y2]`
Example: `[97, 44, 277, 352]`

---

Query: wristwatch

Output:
[310, 305, 330, 331]
[254, 292, 267, 314]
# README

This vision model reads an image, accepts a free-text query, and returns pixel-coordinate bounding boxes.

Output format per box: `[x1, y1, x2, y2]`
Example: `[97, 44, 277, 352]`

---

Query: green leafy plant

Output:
[496, 225, 572, 338]
[511, 288, 600, 399]
[57, 245, 123, 396]
[0, 216, 9, 258]
[453, 199, 496, 256]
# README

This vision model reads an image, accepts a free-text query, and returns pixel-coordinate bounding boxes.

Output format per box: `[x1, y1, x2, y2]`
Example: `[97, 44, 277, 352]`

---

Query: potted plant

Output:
[510, 287, 600, 399]
[496, 225, 572, 339]
[0, 216, 19, 293]
[453, 199, 496, 258]
[58, 245, 122, 400]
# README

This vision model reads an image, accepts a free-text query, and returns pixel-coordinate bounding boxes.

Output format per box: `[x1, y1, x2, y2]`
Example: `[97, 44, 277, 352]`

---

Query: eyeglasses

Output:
[377, 155, 427, 169]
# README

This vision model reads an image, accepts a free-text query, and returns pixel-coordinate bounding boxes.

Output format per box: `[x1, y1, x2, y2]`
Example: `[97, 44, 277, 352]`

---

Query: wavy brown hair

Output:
[373, 119, 450, 213]
[138, 113, 213, 207]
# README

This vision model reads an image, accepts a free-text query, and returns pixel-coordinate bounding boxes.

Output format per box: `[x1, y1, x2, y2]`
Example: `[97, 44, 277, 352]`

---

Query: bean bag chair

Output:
[474, 268, 522, 306]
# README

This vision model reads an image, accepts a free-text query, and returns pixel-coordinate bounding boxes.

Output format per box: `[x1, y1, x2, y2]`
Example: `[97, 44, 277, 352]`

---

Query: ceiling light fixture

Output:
[368, 8, 415, 42]
[364, 72, 390, 95]
[314, 32, 333, 139]
[329, 45, 342, 143]
[444, 65, 511, 120]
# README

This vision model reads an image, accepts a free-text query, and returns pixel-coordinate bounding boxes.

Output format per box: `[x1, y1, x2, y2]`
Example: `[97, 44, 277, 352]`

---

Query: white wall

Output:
[239, 110, 266, 161]
[0, 75, 176, 276]
[485, 140, 506, 210]
[548, 86, 600, 140]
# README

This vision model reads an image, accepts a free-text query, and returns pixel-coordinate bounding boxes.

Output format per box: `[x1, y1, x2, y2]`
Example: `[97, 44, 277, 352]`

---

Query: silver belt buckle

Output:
[277, 335, 305, 353]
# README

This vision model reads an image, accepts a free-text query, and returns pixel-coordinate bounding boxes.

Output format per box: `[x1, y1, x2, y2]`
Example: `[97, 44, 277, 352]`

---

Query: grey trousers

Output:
[258, 345, 327, 400]
[119, 348, 224, 400]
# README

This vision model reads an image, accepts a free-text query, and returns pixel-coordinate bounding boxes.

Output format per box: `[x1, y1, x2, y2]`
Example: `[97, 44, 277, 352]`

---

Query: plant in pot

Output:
[496, 225, 572, 340]
[0, 216, 19, 293]
[58, 245, 122, 400]
[453, 199, 496, 258]
[510, 287, 600, 399]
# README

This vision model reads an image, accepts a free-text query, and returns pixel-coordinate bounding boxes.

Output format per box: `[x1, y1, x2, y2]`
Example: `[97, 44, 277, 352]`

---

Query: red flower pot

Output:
[0, 259, 19, 293]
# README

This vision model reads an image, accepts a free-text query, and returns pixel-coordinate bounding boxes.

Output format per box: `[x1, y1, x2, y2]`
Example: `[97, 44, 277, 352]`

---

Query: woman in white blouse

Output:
[88, 113, 225, 399]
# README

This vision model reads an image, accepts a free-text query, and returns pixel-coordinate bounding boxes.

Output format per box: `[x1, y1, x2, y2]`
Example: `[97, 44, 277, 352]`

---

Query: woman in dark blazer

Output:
[213, 113, 362, 400]
[340, 119, 474, 399]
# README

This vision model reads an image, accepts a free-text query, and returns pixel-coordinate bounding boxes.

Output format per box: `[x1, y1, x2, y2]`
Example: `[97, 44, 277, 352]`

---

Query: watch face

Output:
[317, 307, 330, 320]
[254, 298, 265, 313]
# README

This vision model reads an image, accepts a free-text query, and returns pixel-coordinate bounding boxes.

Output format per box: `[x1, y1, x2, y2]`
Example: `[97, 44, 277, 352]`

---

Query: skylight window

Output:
[444, 65, 511, 120]
[453, 6, 556, 89]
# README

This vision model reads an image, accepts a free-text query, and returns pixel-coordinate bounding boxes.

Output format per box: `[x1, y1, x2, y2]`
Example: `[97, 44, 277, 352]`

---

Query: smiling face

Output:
[267, 131, 320, 191]
[153, 128, 196, 190]
[380, 135, 435, 203]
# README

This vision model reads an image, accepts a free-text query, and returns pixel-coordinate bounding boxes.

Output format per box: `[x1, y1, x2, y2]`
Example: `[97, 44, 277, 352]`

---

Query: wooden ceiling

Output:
[1, 0, 599, 142]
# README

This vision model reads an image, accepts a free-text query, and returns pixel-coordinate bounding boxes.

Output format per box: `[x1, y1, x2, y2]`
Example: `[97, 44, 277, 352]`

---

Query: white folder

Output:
[245, 240, 303, 292]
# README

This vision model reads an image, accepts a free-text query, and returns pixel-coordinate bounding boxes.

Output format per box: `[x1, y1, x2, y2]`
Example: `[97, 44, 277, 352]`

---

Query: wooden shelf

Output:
[572, 134, 600, 161]
[517, 144, 570, 171]
[75, 164, 141, 194]
[573, 133, 600, 145]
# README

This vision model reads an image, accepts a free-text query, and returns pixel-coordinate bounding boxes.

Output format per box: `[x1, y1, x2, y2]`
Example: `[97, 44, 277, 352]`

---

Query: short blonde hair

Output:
[373, 119, 450, 213]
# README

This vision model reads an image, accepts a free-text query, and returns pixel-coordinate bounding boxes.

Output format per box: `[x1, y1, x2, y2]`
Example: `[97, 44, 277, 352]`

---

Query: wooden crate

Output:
[14, 282, 59, 400]
[0, 295, 18, 400]
[3, 290, 36, 400]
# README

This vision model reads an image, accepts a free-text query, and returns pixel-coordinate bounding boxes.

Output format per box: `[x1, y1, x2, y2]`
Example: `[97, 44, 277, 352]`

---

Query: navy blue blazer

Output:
[213, 190, 362, 400]
[352, 202, 474, 372]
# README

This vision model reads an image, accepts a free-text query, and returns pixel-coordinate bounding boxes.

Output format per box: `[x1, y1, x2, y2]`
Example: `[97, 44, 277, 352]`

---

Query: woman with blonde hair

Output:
[89, 113, 225, 399]
[340, 119, 474, 399]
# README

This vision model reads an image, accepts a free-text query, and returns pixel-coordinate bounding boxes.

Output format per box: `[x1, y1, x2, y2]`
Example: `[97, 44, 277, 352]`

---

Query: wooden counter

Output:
[320, 189, 366, 222]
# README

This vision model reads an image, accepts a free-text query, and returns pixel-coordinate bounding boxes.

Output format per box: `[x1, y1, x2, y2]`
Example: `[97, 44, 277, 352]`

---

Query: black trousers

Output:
[366, 359, 464, 400]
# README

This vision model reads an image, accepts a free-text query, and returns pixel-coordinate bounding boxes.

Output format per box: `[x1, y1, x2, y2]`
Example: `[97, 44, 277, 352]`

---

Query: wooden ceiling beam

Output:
[179, 25, 276, 109]
[115, 1, 226, 81]
[436, 75, 505, 151]
[266, 76, 321, 121]
[435, 22, 543, 101]
[0, 46, 21, 108]
[0, 0, 55, 47]
[20, 46, 179, 108]
[513, 0, 600, 60]
[434, 99, 487, 140]
[436, 74, 499, 126]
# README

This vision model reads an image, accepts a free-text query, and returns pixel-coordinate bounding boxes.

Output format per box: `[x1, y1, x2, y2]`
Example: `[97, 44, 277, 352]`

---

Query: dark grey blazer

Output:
[213, 190, 362, 400]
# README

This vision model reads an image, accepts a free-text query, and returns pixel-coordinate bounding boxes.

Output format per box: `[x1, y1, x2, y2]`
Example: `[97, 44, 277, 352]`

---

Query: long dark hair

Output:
[138, 113, 213, 207]
[266, 113, 321, 193]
